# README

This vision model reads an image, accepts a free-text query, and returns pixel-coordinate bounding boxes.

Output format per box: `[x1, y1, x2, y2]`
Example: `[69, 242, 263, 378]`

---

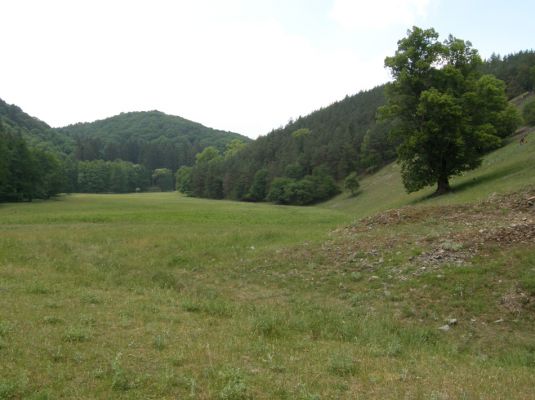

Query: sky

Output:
[1, 0, 534, 138]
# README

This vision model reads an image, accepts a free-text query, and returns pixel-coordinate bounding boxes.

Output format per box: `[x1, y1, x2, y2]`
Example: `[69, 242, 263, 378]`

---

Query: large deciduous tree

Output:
[381, 27, 520, 195]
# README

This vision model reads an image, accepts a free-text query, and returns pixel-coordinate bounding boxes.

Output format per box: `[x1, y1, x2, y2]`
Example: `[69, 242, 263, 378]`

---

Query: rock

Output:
[447, 318, 458, 326]
[494, 318, 504, 323]
[438, 324, 450, 332]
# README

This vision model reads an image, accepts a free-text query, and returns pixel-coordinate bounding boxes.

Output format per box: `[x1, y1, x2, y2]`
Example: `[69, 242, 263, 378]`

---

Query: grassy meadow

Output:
[1, 131, 534, 399]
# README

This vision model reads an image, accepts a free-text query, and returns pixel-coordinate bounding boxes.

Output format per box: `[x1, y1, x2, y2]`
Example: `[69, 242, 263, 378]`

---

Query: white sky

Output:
[1, 0, 534, 138]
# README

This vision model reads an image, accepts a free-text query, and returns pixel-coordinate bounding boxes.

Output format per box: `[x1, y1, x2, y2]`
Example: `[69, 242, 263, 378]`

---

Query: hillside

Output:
[58, 111, 250, 171]
[180, 85, 391, 201]
[323, 128, 535, 217]
[181, 50, 535, 203]
[0, 97, 74, 154]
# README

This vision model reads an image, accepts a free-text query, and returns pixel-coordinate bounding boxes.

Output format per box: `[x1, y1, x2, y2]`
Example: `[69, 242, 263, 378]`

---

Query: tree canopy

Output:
[381, 27, 521, 195]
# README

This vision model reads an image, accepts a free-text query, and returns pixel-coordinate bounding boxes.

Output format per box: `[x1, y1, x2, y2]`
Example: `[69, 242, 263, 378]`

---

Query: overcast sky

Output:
[1, 0, 534, 138]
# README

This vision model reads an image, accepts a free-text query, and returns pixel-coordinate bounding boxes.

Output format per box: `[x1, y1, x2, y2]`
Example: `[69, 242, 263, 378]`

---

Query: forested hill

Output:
[0, 98, 74, 154]
[177, 85, 392, 203]
[181, 50, 535, 204]
[235, 84, 389, 181]
[58, 111, 250, 172]
[481, 50, 535, 98]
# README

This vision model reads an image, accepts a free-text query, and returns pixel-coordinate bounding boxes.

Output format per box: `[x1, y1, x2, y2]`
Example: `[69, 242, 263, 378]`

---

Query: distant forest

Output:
[58, 111, 249, 171]
[0, 105, 246, 201]
[1, 49, 534, 203]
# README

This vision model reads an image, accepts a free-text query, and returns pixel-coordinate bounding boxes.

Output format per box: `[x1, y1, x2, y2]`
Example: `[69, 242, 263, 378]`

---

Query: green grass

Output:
[0, 131, 534, 398]
[323, 129, 535, 217]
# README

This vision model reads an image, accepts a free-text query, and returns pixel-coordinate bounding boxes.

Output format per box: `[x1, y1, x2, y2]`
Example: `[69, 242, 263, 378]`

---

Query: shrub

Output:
[266, 177, 295, 204]
[266, 170, 339, 205]
[344, 172, 360, 196]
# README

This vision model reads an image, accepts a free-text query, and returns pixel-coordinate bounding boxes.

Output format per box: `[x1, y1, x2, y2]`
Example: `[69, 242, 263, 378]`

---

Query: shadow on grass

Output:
[409, 162, 525, 205]
[450, 162, 525, 193]
[346, 189, 363, 199]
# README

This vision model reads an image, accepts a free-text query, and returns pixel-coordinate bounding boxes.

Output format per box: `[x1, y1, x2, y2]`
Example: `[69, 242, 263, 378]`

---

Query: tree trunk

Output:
[435, 175, 451, 195]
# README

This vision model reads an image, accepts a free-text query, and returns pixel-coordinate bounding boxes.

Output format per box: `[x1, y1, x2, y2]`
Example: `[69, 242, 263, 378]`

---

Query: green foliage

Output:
[382, 27, 520, 194]
[291, 128, 311, 139]
[190, 148, 224, 198]
[152, 168, 174, 191]
[0, 122, 66, 202]
[190, 86, 387, 204]
[245, 168, 269, 201]
[77, 160, 150, 193]
[266, 169, 339, 205]
[284, 162, 306, 180]
[359, 121, 397, 173]
[523, 99, 535, 126]
[176, 166, 193, 195]
[480, 50, 535, 98]
[0, 97, 74, 154]
[266, 177, 294, 204]
[59, 111, 248, 172]
[196, 146, 221, 164]
[224, 139, 246, 159]
[344, 172, 360, 196]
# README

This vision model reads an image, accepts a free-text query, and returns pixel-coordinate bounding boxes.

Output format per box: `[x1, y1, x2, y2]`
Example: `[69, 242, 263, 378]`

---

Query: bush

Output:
[266, 177, 295, 204]
[266, 169, 339, 205]
[344, 172, 360, 196]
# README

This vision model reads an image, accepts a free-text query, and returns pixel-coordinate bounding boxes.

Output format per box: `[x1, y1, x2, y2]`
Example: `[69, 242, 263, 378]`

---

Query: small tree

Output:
[344, 172, 360, 196]
[152, 168, 174, 191]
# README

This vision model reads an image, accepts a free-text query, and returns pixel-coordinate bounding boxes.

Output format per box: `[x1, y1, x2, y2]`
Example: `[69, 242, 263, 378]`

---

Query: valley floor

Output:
[0, 131, 534, 399]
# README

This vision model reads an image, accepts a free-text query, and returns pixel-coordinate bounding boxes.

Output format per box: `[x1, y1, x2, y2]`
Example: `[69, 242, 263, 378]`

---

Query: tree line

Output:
[177, 40, 531, 203]
[0, 122, 64, 201]
[481, 50, 535, 98]
[1, 120, 178, 202]
[59, 110, 249, 172]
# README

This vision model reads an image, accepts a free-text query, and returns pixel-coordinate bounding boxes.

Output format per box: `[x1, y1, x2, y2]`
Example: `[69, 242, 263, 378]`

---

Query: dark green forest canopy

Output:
[0, 98, 74, 153]
[57, 111, 250, 171]
[480, 50, 535, 98]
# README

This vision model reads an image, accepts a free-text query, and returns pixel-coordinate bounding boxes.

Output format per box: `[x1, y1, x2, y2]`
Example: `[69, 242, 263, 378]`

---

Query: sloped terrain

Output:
[0, 128, 534, 399]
